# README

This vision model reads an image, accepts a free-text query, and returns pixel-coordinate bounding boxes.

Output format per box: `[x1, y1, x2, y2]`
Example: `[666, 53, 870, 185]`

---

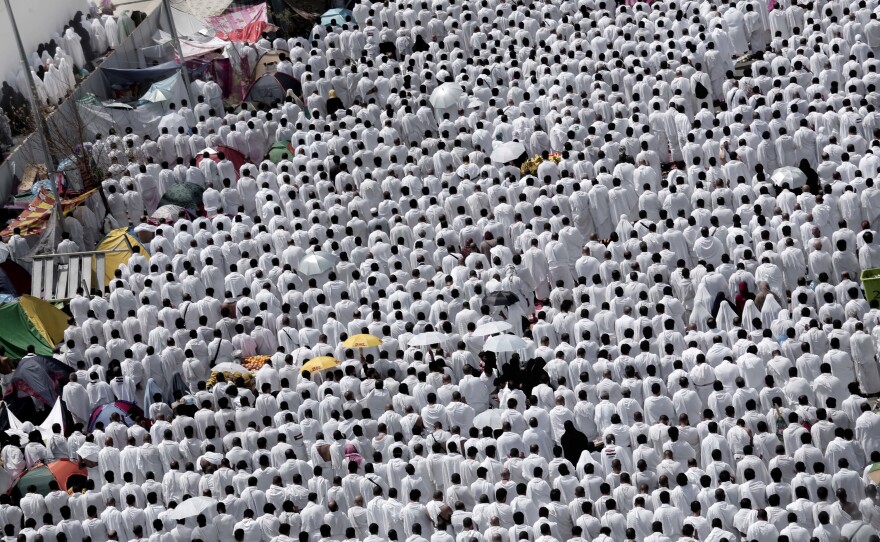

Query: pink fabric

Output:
[179, 38, 228, 60]
[344, 444, 363, 466]
[206, 3, 268, 43]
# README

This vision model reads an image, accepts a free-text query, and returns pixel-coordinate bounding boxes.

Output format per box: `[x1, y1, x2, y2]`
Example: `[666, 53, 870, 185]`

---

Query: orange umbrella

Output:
[10, 459, 86, 499]
[46, 459, 87, 490]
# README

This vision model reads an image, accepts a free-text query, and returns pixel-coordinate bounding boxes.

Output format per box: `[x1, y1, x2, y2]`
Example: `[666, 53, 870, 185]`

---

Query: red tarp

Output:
[195, 145, 247, 180]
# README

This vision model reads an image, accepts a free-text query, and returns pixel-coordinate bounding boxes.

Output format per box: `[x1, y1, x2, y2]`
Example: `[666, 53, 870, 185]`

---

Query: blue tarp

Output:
[321, 8, 353, 26]
[101, 61, 181, 86]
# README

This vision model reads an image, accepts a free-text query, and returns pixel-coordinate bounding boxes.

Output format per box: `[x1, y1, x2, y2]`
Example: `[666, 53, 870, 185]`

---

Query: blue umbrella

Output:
[321, 8, 353, 27]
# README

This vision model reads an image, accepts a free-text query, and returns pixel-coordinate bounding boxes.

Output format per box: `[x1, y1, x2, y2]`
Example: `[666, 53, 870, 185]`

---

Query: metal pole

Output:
[162, 0, 196, 105]
[3, 0, 65, 224]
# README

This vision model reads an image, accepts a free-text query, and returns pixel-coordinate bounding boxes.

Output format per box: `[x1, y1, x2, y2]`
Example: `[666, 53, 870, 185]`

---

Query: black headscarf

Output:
[413, 35, 430, 52]
[71, 12, 95, 63]
[1, 82, 29, 135]
[560, 420, 591, 465]
[798, 158, 820, 194]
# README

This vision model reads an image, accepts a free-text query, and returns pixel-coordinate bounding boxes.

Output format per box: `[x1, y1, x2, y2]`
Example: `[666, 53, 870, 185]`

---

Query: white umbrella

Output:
[473, 409, 503, 429]
[315, 250, 340, 263]
[297, 251, 338, 276]
[770, 166, 807, 189]
[169, 496, 218, 520]
[409, 332, 446, 347]
[467, 97, 485, 110]
[474, 321, 513, 336]
[151, 204, 186, 221]
[490, 142, 527, 163]
[483, 334, 527, 353]
[429, 82, 464, 109]
[212, 362, 250, 373]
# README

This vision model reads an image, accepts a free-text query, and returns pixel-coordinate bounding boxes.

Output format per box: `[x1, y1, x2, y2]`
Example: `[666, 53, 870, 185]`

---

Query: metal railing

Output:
[31, 249, 131, 301]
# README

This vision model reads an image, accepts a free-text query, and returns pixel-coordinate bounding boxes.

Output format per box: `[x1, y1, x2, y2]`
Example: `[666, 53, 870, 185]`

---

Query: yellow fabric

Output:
[342, 334, 382, 348]
[18, 295, 68, 346]
[301, 356, 339, 373]
[96, 228, 149, 285]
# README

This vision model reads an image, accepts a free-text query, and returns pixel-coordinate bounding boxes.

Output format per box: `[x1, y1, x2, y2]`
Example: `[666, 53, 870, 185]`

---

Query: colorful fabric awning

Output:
[0, 189, 96, 240]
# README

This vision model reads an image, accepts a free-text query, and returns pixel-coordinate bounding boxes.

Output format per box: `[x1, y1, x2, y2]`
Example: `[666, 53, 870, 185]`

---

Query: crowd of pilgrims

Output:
[2, 0, 880, 539]
[0, 4, 138, 150]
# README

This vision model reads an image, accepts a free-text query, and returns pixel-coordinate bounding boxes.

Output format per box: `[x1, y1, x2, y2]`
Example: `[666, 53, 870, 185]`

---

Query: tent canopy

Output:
[321, 8, 354, 27]
[244, 72, 302, 105]
[101, 61, 181, 86]
[0, 296, 68, 358]
[0, 399, 65, 441]
[4, 355, 72, 426]
[252, 50, 285, 80]
[77, 102, 161, 140]
[5, 356, 72, 407]
[140, 72, 189, 106]
[95, 228, 150, 286]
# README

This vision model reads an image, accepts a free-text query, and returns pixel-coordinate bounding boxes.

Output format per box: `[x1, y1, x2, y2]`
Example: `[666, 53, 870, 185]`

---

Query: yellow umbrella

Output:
[342, 334, 382, 348]
[301, 356, 340, 374]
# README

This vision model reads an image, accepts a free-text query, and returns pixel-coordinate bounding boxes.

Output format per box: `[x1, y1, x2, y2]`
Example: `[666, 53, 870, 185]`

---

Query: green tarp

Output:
[0, 302, 54, 358]
[0, 296, 68, 359]
[268, 141, 294, 163]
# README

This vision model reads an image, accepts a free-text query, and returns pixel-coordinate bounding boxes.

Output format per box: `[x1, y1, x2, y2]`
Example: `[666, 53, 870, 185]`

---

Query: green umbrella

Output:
[13, 465, 55, 496]
[269, 141, 294, 164]
[158, 182, 205, 210]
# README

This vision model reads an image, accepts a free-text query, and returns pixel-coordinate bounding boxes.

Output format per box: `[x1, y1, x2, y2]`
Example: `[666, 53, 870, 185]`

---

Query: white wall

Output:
[0, 0, 90, 86]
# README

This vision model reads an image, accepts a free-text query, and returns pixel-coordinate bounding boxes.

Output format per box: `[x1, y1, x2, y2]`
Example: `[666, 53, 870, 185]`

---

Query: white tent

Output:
[140, 72, 189, 107]
[2, 398, 65, 441]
